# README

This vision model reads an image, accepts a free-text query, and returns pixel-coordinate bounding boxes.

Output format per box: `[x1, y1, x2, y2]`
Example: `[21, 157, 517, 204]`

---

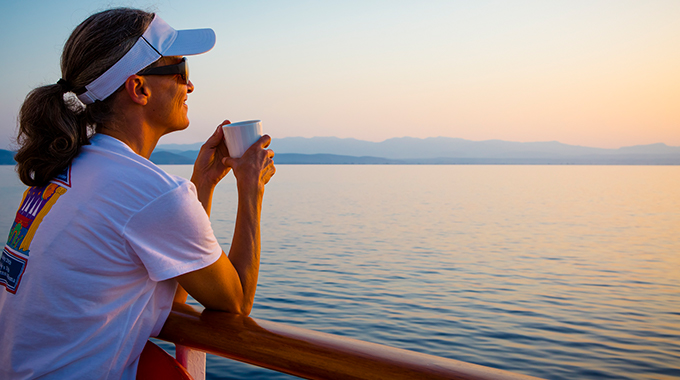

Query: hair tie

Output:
[57, 78, 73, 93]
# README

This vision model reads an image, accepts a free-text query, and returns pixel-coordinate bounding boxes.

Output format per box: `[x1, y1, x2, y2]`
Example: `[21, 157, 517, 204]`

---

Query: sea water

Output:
[1, 165, 678, 379]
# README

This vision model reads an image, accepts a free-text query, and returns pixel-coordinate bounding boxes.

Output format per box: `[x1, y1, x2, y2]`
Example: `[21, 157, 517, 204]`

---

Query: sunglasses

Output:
[137, 57, 189, 84]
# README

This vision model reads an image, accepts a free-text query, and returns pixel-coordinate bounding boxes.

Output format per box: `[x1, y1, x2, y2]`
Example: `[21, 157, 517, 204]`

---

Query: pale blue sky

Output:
[1, 0, 679, 150]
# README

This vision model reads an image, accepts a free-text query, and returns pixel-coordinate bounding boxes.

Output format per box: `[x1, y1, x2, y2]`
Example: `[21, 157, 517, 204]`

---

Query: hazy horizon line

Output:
[2, 135, 677, 152]
[157, 135, 680, 150]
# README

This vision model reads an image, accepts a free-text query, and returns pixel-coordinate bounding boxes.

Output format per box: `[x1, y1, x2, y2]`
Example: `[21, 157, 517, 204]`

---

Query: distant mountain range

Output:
[2, 137, 680, 165]
[152, 136, 680, 165]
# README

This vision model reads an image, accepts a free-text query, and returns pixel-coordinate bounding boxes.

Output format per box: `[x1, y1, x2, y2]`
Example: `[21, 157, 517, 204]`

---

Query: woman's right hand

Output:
[223, 135, 276, 193]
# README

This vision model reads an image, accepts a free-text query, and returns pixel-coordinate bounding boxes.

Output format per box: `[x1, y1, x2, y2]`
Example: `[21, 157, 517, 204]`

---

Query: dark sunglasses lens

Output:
[137, 58, 188, 83]
[182, 59, 189, 83]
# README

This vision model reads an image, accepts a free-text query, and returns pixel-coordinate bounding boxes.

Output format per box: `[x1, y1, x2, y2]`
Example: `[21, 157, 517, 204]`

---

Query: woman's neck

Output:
[98, 121, 162, 159]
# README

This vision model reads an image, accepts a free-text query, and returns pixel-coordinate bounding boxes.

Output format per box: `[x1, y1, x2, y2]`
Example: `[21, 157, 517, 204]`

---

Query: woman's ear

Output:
[123, 75, 150, 105]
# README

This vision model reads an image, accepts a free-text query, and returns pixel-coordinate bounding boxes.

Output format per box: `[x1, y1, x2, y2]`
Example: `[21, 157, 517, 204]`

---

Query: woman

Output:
[0, 8, 275, 379]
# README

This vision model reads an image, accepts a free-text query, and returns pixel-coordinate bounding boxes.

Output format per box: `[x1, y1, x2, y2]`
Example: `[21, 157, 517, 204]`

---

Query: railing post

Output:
[175, 344, 206, 380]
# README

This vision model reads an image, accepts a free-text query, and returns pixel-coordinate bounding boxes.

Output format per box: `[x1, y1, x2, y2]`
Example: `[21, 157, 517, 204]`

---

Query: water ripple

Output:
[157, 165, 680, 380]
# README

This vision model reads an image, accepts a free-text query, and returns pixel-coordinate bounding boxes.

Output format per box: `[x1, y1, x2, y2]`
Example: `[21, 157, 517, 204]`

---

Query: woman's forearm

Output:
[226, 183, 264, 314]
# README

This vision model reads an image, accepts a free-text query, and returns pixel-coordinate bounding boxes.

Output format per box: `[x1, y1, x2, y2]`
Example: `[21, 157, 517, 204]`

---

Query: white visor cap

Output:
[77, 15, 215, 104]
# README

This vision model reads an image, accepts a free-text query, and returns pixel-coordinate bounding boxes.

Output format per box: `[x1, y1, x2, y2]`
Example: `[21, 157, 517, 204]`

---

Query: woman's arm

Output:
[173, 122, 275, 315]
[190, 121, 233, 215]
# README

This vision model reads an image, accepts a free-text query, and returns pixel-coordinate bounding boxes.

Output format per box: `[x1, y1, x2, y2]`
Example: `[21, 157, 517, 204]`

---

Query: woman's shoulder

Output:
[72, 134, 191, 201]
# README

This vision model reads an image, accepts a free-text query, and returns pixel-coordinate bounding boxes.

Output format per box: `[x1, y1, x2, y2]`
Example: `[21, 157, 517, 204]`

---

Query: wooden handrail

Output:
[158, 303, 545, 380]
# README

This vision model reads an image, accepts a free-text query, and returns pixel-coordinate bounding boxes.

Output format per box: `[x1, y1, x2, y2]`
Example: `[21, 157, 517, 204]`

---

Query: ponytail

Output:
[15, 84, 89, 187]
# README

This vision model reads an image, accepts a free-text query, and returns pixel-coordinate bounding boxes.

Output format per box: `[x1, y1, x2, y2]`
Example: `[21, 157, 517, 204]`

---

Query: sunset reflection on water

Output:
[2, 165, 677, 379]
[170, 165, 680, 379]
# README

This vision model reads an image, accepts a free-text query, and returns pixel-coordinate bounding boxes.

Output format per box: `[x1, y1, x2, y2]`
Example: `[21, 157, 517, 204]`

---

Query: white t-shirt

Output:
[0, 134, 223, 379]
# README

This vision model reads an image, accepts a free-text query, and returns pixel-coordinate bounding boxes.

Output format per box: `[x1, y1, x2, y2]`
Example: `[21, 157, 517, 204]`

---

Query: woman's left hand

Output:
[191, 121, 232, 212]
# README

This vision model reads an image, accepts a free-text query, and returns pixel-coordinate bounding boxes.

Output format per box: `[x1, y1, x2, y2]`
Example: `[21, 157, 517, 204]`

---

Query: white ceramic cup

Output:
[222, 120, 263, 158]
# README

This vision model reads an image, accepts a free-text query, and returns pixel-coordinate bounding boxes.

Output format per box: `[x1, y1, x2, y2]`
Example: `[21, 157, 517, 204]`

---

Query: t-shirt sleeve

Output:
[123, 182, 223, 282]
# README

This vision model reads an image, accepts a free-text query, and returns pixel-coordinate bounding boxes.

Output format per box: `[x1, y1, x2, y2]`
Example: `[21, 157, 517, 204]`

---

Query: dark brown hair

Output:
[14, 8, 154, 187]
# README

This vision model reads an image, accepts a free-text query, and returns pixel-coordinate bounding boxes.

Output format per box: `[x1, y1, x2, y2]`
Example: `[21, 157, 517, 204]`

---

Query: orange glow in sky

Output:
[1, 1, 678, 149]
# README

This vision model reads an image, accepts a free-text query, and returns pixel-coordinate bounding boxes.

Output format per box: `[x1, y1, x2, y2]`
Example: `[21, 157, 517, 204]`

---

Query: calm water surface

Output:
[1, 165, 679, 379]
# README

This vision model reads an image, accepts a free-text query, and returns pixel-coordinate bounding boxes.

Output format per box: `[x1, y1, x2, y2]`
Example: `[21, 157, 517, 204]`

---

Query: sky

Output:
[1, 0, 678, 150]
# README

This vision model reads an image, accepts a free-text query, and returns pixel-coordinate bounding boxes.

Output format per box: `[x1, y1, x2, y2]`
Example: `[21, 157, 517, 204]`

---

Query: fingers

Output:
[222, 156, 236, 168]
[262, 160, 276, 185]
[203, 121, 230, 150]
[261, 148, 276, 185]
[258, 134, 272, 149]
[221, 135, 276, 187]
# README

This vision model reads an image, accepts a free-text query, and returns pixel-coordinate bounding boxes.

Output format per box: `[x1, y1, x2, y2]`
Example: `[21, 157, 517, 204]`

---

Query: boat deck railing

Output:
[157, 303, 545, 380]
